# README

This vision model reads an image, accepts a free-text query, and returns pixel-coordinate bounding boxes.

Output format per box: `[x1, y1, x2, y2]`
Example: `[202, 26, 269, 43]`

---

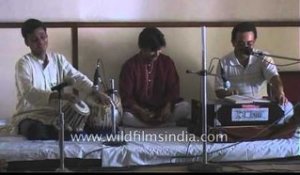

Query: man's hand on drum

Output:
[62, 93, 80, 104]
[50, 92, 80, 104]
[93, 91, 111, 105]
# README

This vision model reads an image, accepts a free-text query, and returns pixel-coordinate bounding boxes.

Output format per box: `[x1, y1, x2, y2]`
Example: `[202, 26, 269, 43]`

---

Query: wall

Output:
[0, 0, 299, 22]
[0, 0, 299, 121]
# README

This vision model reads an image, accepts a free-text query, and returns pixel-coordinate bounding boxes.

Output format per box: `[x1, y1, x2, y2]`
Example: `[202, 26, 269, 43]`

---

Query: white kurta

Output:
[8, 52, 93, 134]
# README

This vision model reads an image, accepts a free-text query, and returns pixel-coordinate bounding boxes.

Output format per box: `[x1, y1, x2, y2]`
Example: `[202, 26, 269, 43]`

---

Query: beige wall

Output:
[0, 0, 299, 22]
[0, 0, 300, 121]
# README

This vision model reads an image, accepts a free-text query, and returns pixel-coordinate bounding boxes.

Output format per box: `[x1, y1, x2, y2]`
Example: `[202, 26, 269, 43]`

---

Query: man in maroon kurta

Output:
[119, 27, 190, 127]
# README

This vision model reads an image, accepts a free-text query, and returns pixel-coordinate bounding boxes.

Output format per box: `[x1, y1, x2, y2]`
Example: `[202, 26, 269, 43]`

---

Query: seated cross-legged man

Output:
[119, 27, 191, 128]
[7, 18, 111, 140]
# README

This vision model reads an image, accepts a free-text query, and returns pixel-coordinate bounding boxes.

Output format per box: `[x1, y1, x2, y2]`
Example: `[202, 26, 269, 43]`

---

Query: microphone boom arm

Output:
[186, 70, 217, 77]
[253, 52, 300, 62]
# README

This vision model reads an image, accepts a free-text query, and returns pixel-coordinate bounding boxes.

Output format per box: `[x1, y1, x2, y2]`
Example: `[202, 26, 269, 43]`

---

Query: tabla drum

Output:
[85, 94, 123, 131]
[61, 100, 90, 132]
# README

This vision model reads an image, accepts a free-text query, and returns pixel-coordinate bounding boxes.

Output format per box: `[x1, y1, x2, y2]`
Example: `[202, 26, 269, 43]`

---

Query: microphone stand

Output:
[110, 79, 117, 136]
[56, 88, 69, 172]
[187, 27, 221, 172]
[103, 79, 127, 147]
[201, 26, 208, 166]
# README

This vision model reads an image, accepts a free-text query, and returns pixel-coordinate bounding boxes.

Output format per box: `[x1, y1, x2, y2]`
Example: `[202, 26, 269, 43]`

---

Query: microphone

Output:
[243, 47, 253, 55]
[93, 59, 101, 91]
[51, 78, 75, 91]
[220, 62, 231, 90]
[243, 47, 263, 57]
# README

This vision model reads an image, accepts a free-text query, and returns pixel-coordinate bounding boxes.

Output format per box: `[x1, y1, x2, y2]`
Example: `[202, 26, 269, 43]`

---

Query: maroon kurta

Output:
[119, 53, 180, 113]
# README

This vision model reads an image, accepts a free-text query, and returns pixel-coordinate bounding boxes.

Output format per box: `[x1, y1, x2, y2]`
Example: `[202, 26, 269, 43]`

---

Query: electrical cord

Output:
[82, 146, 108, 159]
[78, 127, 127, 158]
[207, 57, 220, 74]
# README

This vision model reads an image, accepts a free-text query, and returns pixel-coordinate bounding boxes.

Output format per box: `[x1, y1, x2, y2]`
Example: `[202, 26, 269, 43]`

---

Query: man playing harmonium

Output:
[214, 22, 294, 127]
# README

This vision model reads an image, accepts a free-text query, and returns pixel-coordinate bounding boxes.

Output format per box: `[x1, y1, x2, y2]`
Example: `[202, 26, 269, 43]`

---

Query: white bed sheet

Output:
[101, 127, 300, 167]
[0, 135, 106, 162]
[0, 127, 299, 168]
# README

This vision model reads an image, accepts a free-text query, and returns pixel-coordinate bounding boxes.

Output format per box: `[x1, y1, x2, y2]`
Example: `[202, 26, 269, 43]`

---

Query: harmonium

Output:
[188, 99, 287, 142]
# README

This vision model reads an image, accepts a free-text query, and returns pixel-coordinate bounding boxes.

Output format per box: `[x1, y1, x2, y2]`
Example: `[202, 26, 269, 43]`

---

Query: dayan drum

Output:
[61, 100, 90, 132]
[85, 94, 123, 130]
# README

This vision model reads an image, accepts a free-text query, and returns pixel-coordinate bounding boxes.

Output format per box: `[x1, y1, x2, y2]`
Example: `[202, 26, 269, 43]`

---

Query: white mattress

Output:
[0, 127, 299, 167]
[0, 136, 106, 162]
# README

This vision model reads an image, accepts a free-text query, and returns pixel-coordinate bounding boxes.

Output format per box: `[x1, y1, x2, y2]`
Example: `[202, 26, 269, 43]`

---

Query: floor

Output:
[130, 160, 300, 173]
[2, 157, 300, 172]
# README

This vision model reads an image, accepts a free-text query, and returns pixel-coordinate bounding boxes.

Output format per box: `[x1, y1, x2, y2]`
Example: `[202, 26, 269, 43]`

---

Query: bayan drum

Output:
[85, 94, 123, 131]
[60, 100, 90, 132]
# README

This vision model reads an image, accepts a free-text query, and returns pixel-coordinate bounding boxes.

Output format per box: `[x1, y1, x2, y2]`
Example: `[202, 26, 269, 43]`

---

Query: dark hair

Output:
[231, 22, 257, 42]
[138, 27, 166, 51]
[21, 18, 46, 40]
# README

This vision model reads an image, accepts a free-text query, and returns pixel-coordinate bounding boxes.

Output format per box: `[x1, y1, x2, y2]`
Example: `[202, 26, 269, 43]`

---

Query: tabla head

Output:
[72, 100, 90, 116]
